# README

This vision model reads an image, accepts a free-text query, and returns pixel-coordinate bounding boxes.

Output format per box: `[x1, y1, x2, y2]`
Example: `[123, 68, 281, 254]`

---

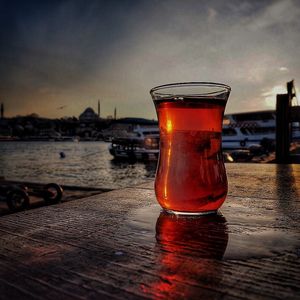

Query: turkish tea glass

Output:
[150, 82, 231, 215]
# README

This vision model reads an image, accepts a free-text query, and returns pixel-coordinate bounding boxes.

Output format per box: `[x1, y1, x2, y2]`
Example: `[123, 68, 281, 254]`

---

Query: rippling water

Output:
[0, 141, 156, 189]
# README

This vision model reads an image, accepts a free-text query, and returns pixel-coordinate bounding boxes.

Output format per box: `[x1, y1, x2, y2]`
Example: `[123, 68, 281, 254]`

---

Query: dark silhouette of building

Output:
[98, 100, 100, 118]
[114, 107, 117, 120]
[79, 107, 99, 122]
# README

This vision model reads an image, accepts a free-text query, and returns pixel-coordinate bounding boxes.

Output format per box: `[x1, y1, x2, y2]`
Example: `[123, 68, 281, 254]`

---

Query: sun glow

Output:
[262, 85, 287, 107]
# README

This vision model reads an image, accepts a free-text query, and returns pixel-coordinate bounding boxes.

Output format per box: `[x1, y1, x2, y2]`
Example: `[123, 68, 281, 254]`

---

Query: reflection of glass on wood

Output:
[139, 212, 228, 298]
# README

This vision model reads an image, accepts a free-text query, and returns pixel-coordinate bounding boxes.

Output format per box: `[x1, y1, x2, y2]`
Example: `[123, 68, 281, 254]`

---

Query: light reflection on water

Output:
[0, 141, 157, 189]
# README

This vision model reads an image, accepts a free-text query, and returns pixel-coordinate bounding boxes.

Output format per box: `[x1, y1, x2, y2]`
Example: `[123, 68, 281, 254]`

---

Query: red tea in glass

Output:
[150, 82, 231, 214]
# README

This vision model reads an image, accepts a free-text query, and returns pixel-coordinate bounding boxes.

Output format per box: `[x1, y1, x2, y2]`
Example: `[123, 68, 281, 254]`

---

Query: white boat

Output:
[108, 110, 300, 159]
[108, 126, 159, 161]
[222, 110, 300, 149]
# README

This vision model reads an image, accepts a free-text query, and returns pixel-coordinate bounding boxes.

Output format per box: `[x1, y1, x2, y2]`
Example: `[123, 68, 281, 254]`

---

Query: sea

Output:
[0, 141, 156, 189]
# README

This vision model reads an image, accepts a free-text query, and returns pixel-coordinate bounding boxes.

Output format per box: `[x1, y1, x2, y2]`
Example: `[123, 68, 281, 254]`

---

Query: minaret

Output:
[114, 107, 117, 120]
[0, 103, 3, 119]
[98, 100, 100, 118]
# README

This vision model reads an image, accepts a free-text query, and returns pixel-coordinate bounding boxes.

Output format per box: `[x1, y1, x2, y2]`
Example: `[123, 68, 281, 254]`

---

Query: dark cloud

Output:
[0, 0, 299, 118]
[0, 0, 140, 86]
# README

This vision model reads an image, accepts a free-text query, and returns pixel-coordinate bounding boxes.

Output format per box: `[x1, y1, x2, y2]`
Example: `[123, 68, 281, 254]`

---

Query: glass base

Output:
[163, 209, 217, 216]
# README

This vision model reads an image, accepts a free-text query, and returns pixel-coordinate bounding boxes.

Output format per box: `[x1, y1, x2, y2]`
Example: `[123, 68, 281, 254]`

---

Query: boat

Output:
[108, 110, 300, 159]
[108, 126, 159, 161]
[222, 110, 300, 149]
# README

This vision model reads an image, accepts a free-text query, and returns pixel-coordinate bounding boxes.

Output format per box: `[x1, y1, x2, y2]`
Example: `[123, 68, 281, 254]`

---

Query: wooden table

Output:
[0, 164, 299, 299]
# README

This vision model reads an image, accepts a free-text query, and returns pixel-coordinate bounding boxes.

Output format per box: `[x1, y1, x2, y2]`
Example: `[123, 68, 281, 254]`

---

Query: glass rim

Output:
[150, 81, 231, 97]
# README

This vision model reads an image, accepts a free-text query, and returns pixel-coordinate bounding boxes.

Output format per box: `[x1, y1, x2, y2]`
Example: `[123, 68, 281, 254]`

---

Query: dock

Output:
[0, 163, 299, 299]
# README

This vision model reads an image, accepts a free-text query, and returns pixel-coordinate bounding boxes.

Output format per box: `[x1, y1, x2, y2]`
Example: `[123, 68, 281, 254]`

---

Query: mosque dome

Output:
[79, 107, 99, 121]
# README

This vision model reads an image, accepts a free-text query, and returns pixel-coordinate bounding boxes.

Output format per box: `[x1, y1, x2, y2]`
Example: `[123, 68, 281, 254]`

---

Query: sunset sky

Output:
[0, 0, 299, 119]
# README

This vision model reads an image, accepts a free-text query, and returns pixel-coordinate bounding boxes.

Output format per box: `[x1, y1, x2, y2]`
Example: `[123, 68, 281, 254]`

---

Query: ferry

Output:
[108, 110, 300, 159]
[223, 110, 300, 149]
[108, 126, 159, 161]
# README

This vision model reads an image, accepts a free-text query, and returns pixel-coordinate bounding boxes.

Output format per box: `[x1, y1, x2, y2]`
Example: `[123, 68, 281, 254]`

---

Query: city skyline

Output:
[0, 101, 119, 120]
[1, 0, 300, 119]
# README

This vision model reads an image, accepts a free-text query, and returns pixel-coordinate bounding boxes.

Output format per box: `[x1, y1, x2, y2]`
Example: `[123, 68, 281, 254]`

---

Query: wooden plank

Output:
[0, 164, 299, 299]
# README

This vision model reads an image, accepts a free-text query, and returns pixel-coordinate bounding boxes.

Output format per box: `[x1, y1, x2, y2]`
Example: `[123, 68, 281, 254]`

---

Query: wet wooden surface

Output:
[0, 164, 299, 299]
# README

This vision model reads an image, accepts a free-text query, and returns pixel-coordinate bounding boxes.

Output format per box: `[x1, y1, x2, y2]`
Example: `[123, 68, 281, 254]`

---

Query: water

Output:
[0, 141, 156, 189]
